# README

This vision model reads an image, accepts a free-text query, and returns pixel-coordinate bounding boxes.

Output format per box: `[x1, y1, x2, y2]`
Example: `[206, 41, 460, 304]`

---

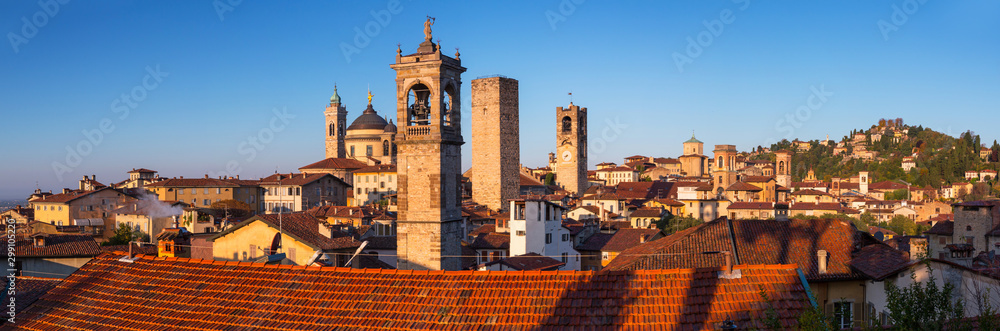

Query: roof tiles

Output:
[9, 253, 813, 330]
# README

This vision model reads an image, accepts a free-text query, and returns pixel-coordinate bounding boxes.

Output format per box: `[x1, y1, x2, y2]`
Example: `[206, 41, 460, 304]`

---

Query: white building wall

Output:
[509, 200, 581, 270]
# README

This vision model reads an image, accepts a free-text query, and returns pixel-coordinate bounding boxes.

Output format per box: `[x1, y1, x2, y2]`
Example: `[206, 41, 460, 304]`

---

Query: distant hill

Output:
[0, 200, 28, 211]
[766, 121, 999, 189]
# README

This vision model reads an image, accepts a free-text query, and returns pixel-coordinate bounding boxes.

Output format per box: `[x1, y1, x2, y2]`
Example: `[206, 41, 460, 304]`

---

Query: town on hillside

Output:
[4, 19, 1000, 330]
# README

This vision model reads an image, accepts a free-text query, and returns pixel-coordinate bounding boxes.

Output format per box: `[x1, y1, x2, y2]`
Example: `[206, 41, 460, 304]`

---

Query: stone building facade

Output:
[471, 76, 520, 212]
[712, 145, 738, 196]
[555, 103, 587, 196]
[391, 22, 466, 271]
[775, 150, 792, 188]
[679, 134, 707, 178]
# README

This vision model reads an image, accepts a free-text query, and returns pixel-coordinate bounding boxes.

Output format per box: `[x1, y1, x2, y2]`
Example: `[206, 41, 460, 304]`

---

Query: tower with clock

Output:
[555, 102, 588, 196]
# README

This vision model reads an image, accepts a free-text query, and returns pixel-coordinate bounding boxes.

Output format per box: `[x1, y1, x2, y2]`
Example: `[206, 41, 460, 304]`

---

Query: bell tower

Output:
[556, 103, 587, 196]
[325, 85, 347, 159]
[775, 150, 792, 188]
[391, 17, 467, 270]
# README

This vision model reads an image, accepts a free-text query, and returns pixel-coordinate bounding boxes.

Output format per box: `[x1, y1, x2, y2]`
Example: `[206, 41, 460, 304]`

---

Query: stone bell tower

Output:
[556, 103, 587, 196]
[325, 85, 347, 159]
[391, 17, 467, 270]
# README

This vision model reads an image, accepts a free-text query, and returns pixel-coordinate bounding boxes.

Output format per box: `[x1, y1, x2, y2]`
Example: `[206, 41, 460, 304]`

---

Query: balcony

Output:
[406, 125, 431, 136]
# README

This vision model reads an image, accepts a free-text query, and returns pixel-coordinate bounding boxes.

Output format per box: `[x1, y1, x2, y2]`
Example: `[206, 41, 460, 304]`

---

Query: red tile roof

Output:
[849, 243, 914, 280]
[595, 166, 637, 173]
[259, 173, 347, 187]
[741, 176, 775, 183]
[28, 187, 129, 204]
[12, 253, 814, 330]
[578, 228, 661, 252]
[485, 253, 565, 271]
[728, 202, 787, 210]
[15, 234, 103, 258]
[298, 157, 368, 170]
[126, 168, 157, 173]
[726, 182, 762, 192]
[629, 208, 665, 218]
[145, 177, 240, 188]
[869, 180, 908, 191]
[9, 276, 61, 317]
[354, 164, 398, 174]
[209, 213, 360, 251]
[604, 218, 880, 281]
[924, 220, 954, 236]
[792, 189, 829, 196]
[469, 232, 510, 250]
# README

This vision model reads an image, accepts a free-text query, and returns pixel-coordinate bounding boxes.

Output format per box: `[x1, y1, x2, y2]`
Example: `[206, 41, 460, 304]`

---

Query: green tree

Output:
[884, 263, 964, 330]
[104, 223, 148, 246]
[886, 188, 909, 201]
[885, 215, 917, 236]
[543, 173, 555, 186]
[655, 215, 702, 234]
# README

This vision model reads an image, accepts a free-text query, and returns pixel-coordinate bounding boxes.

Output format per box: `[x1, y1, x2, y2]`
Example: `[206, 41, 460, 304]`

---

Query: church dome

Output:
[347, 104, 389, 131]
[383, 119, 397, 133]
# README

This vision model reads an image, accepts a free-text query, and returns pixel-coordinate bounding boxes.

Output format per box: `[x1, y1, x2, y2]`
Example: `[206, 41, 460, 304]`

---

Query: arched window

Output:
[779, 161, 785, 174]
[562, 116, 572, 133]
[392, 143, 397, 156]
[406, 83, 432, 126]
[718, 156, 724, 168]
[442, 85, 455, 126]
[382, 140, 389, 155]
[329, 123, 335, 136]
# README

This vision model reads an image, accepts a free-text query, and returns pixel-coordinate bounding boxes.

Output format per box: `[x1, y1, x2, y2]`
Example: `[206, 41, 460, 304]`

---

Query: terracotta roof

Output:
[485, 253, 565, 271]
[792, 189, 830, 196]
[519, 173, 544, 186]
[652, 157, 680, 164]
[726, 182, 762, 192]
[354, 164, 397, 174]
[789, 202, 848, 211]
[15, 234, 103, 258]
[605, 218, 877, 281]
[869, 180, 908, 191]
[850, 243, 914, 280]
[467, 224, 497, 238]
[12, 252, 814, 329]
[469, 232, 510, 250]
[100, 243, 158, 256]
[126, 168, 157, 173]
[924, 220, 954, 236]
[28, 187, 128, 204]
[727, 202, 785, 210]
[9, 276, 61, 317]
[111, 200, 188, 216]
[306, 205, 385, 219]
[578, 229, 660, 252]
[259, 173, 348, 187]
[647, 198, 684, 206]
[145, 177, 240, 188]
[209, 213, 360, 251]
[595, 166, 636, 173]
[298, 157, 368, 170]
[629, 208, 665, 218]
[741, 176, 774, 183]
[614, 182, 674, 200]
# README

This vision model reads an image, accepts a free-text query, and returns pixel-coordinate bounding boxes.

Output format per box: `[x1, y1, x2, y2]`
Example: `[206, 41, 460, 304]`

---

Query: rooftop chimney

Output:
[817, 250, 828, 274]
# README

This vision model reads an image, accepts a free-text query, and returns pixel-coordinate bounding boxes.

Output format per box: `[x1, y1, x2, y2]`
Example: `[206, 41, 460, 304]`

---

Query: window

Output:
[295, 188, 300, 196]
[366, 145, 373, 157]
[562, 234, 569, 241]
[203, 199, 210, 206]
[350, 146, 355, 157]
[380, 182, 385, 189]
[967, 225, 973, 231]
[58, 206, 62, 211]
[178, 189, 184, 195]
[204, 188, 209, 194]
[562, 253, 568, 263]
[515, 230, 525, 236]
[833, 302, 852, 329]
[383, 140, 389, 155]
[939, 237, 946, 245]
[601, 252, 610, 260]
[545, 233, 552, 244]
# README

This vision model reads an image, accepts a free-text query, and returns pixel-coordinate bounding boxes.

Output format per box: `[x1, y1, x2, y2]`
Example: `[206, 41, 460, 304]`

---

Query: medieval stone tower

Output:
[391, 18, 466, 270]
[325, 86, 347, 159]
[556, 103, 587, 196]
[712, 144, 738, 196]
[471, 76, 519, 212]
[775, 150, 792, 188]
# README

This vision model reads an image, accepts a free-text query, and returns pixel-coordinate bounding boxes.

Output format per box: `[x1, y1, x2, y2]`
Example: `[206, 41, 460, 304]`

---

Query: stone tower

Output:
[390, 19, 467, 271]
[556, 103, 587, 196]
[471, 76, 519, 212]
[325, 86, 347, 159]
[775, 150, 792, 188]
[859, 171, 869, 195]
[712, 145, 738, 196]
[679, 133, 707, 178]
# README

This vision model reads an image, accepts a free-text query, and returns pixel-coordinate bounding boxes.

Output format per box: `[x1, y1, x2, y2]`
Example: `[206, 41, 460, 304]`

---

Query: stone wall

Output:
[471, 77, 519, 211]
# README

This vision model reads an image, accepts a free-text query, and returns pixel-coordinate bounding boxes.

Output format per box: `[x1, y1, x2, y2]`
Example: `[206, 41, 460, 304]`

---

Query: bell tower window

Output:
[407, 83, 432, 126]
[562, 116, 572, 133]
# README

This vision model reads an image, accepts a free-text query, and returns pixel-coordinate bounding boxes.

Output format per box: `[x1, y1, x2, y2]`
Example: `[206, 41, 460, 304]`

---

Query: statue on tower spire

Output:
[424, 16, 435, 41]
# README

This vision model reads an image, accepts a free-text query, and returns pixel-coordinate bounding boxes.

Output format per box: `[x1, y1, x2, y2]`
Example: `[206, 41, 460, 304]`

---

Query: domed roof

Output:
[347, 104, 389, 131]
[383, 119, 397, 133]
[684, 133, 702, 144]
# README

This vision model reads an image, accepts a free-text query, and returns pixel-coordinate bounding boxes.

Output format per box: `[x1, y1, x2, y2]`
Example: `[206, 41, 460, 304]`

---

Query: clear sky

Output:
[1, 1, 998, 200]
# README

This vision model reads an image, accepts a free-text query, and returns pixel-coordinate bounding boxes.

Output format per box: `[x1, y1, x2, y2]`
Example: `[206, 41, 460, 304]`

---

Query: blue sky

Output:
[1, 1, 998, 200]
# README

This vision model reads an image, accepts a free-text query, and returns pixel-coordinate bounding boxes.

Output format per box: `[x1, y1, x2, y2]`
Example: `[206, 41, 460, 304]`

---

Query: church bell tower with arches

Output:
[390, 17, 467, 270]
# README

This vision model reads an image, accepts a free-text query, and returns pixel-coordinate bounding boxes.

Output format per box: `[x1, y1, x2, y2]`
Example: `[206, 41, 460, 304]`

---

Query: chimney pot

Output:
[817, 250, 828, 274]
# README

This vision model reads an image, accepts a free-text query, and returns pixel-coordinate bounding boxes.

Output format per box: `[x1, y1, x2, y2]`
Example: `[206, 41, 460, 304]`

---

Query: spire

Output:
[330, 84, 341, 104]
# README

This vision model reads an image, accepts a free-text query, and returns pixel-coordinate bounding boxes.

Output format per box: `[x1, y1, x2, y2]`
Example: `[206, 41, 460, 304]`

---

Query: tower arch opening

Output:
[406, 83, 432, 126]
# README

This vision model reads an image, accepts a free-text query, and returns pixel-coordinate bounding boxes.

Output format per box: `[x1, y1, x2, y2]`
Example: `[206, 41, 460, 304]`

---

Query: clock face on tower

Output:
[562, 150, 572, 162]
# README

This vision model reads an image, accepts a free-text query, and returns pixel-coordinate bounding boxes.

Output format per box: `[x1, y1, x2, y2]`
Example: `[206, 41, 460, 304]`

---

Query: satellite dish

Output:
[874, 232, 884, 241]
[306, 250, 325, 265]
[269, 233, 281, 255]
